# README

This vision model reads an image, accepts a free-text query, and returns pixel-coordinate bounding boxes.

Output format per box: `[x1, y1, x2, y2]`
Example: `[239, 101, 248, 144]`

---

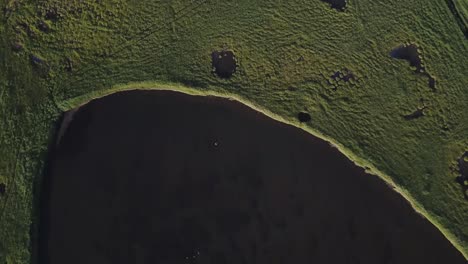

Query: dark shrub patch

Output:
[457, 153, 468, 182]
[211, 50, 237, 79]
[404, 108, 426, 120]
[45, 8, 60, 21]
[0, 183, 5, 196]
[331, 69, 356, 83]
[298, 112, 311, 123]
[428, 76, 436, 90]
[456, 152, 468, 199]
[31, 55, 45, 66]
[30, 55, 50, 76]
[12, 42, 23, 52]
[65, 58, 73, 72]
[327, 68, 357, 90]
[38, 21, 50, 32]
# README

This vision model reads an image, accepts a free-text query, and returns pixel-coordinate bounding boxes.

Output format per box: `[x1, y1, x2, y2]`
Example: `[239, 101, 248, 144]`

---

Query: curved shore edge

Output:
[57, 81, 468, 260]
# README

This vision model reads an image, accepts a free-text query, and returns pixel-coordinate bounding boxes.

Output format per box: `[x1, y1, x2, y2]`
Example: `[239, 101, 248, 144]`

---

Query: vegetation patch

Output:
[456, 152, 468, 199]
[445, 0, 468, 38]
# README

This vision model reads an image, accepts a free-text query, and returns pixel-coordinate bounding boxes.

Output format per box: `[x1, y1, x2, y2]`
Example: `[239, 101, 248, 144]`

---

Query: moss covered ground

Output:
[0, 0, 467, 262]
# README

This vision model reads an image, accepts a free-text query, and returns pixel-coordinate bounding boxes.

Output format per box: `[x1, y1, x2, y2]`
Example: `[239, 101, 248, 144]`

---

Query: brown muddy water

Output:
[38, 90, 466, 264]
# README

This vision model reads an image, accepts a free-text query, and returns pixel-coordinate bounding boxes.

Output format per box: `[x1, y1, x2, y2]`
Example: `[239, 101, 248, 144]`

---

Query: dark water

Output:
[38, 90, 466, 264]
[390, 44, 437, 90]
[297, 112, 311, 123]
[390, 44, 423, 72]
[321, 0, 347, 11]
[211, 50, 236, 79]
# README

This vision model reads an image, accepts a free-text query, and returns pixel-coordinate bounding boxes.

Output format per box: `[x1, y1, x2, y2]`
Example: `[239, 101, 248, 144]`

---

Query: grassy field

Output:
[455, 0, 468, 25]
[447, 0, 468, 38]
[0, 0, 467, 262]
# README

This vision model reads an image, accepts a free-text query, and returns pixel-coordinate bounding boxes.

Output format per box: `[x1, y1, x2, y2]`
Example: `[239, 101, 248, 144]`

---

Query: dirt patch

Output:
[38, 91, 467, 264]
[390, 44, 436, 90]
[212, 50, 237, 79]
[456, 152, 468, 199]
[297, 112, 311, 123]
[321, 0, 347, 11]
[0, 183, 5, 196]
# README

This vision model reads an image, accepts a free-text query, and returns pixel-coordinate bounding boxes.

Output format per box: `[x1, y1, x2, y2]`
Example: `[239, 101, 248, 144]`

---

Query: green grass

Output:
[455, 0, 468, 26]
[0, 0, 467, 262]
[448, 0, 468, 37]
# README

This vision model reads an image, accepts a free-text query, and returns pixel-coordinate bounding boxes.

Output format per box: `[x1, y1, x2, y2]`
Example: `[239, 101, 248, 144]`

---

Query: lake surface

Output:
[39, 90, 466, 264]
